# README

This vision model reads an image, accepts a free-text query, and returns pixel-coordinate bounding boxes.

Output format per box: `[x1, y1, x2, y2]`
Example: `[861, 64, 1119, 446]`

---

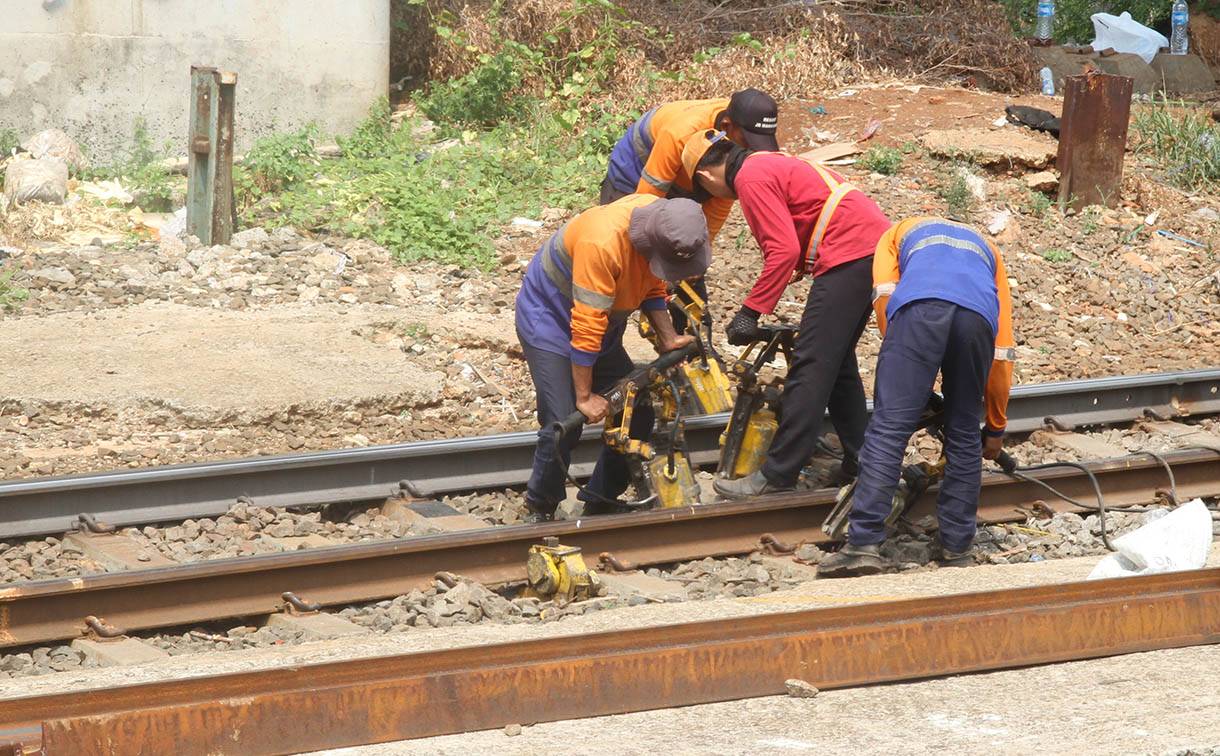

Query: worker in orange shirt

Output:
[817, 217, 1016, 578]
[602, 89, 780, 332]
[515, 196, 712, 521]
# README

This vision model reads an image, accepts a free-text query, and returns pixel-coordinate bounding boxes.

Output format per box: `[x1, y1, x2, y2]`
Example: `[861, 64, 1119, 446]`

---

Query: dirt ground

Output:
[0, 83, 1218, 478]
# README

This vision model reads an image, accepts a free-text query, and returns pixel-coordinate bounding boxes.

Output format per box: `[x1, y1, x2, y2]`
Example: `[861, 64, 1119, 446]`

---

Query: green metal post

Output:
[186, 66, 236, 245]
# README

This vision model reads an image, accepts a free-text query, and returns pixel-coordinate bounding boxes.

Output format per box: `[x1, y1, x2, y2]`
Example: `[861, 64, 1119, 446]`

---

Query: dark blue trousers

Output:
[847, 299, 994, 553]
[518, 330, 654, 516]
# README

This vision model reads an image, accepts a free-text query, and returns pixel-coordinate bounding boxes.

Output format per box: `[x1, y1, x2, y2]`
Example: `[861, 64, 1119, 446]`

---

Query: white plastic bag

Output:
[1088, 499, 1213, 580]
[1091, 12, 1169, 64]
[3, 157, 68, 206]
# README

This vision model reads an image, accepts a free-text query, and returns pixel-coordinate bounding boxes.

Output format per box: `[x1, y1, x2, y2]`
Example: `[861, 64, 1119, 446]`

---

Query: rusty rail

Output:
[0, 448, 1216, 649]
[3, 568, 1219, 755]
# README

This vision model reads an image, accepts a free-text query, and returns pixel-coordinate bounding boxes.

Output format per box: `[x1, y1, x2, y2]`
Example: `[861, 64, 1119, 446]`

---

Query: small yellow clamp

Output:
[526, 536, 602, 607]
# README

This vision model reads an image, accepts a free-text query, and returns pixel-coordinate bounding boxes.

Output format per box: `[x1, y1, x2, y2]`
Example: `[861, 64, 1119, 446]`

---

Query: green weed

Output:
[0, 266, 29, 312]
[859, 146, 903, 175]
[1132, 96, 1220, 191]
[0, 129, 19, 157]
[82, 118, 179, 212]
[1024, 188, 1052, 218]
[405, 322, 430, 339]
[1042, 248, 1072, 263]
[238, 123, 321, 200]
[937, 171, 975, 219]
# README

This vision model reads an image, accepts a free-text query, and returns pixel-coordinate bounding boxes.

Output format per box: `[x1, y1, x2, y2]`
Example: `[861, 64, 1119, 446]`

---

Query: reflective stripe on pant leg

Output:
[846, 300, 953, 545]
[934, 305, 995, 553]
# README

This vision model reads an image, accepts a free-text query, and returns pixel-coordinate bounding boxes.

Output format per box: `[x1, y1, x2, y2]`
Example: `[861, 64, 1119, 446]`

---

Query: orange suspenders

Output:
[800, 158, 859, 276]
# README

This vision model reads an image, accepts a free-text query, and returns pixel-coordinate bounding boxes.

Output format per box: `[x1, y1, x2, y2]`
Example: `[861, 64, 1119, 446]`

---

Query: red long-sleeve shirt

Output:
[734, 153, 890, 314]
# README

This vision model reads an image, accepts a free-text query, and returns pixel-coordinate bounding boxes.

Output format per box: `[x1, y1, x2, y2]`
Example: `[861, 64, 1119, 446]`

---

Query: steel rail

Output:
[1, 368, 1218, 539]
[0, 448, 1216, 649]
[3, 568, 1219, 755]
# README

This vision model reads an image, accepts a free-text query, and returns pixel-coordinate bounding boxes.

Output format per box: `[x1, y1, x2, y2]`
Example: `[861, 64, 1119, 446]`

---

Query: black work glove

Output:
[726, 306, 766, 346]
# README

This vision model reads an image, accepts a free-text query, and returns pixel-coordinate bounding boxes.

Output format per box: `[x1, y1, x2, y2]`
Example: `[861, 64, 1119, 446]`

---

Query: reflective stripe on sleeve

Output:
[871, 282, 897, 303]
[994, 346, 1016, 361]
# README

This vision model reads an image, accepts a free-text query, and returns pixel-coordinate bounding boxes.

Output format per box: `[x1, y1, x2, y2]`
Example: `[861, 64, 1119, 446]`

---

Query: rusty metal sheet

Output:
[2, 569, 1216, 755]
[0, 449, 1217, 649]
[1057, 72, 1134, 210]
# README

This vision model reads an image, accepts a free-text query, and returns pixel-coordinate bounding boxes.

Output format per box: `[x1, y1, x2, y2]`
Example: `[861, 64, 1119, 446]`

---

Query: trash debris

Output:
[20, 129, 87, 173]
[4, 157, 68, 206]
[858, 117, 882, 142]
[77, 179, 134, 206]
[1087, 499, 1212, 580]
[1156, 229, 1204, 248]
[800, 142, 862, 163]
[160, 207, 188, 239]
[510, 217, 543, 231]
[1005, 105, 1061, 138]
[986, 210, 1012, 236]
[838, 89, 858, 97]
[808, 105, 827, 115]
[1090, 12, 1168, 64]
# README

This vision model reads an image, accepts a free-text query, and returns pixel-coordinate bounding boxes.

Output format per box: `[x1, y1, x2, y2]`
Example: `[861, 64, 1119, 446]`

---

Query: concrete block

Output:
[63, 532, 173, 571]
[382, 498, 487, 533]
[1151, 53, 1219, 94]
[599, 571, 688, 602]
[72, 637, 169, 666]
[265, 612, 369, 641]
[1094, 53, 1159, 95]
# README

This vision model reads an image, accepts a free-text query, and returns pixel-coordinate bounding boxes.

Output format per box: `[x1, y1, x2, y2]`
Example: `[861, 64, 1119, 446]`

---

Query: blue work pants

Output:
[518, 331, 653, 515]
[847, 299, 994, 553]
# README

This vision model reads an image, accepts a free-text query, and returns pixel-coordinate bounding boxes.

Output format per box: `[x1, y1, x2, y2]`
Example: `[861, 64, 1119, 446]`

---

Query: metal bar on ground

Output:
[0, 448, 1216, 649]
[0, 369, 1217, 539]
[4, 568, 1219, 755]
[1057, 72, 1133, 210]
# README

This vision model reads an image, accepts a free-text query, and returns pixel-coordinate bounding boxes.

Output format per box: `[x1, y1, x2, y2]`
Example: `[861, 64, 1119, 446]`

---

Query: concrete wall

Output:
[0, 0, 389, 161]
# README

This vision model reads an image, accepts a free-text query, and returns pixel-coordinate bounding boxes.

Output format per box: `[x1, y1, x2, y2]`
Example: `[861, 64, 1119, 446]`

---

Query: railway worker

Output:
[600, 89, 780, 333]
[677, 130, 891, 501]
[515, 196, 712, 522]
[817, 217, 1015, 578]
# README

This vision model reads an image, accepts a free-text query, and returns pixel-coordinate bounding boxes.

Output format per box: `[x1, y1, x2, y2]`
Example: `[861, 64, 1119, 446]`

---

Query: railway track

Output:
[2, 446, 1218, 649]
[1, 368, 1218, 539]
[3, 567, 1219, 755]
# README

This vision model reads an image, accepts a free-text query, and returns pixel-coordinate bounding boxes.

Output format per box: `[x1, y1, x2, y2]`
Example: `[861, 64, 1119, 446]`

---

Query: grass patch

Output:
[858, 145, 903, 175]
[1133, 97, 1220, 192]
[1041, 248, 1072, 263]
[0, 129, 19, 157]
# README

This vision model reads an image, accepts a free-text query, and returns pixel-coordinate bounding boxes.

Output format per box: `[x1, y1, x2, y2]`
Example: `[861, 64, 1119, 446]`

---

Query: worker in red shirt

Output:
[515, 196, 712, 521]
[679, 130, 891, 499]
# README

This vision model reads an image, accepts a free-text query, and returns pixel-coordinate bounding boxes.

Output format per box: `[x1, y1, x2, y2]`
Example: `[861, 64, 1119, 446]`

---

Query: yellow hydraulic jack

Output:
[717, 325, 798, 481]
[525, 536, 603, 607]
[639, 280, 733, 416]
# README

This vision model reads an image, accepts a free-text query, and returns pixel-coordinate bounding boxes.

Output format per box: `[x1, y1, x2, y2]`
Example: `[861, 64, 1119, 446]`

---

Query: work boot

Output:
[937, 547, 974, 568]
[713, 469, 793, 500]
[522, 497, 556, 524]
[816, 543, 884, 578]
[824, 460, 858, 489]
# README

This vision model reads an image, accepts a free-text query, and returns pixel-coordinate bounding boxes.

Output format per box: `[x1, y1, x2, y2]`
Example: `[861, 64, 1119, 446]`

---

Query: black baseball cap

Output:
[727, 88, 779, 151]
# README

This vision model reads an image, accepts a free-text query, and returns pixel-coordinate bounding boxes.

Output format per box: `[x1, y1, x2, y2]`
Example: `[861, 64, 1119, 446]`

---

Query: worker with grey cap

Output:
[514, 196, 712, 521]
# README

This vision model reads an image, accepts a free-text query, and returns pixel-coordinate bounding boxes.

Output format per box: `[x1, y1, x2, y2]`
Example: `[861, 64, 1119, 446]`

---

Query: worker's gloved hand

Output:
[726, 306, 766, 346]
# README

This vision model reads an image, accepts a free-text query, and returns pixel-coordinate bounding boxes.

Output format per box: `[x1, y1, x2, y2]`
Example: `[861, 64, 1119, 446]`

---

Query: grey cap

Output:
[628, 198, 713, 281]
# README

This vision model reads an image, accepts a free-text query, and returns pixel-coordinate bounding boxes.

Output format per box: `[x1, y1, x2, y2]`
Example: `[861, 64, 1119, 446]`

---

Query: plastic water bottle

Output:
[1039, 67, 1055, 95]
[1034, 1, 1055, 44]
[1171, 0, 1189, 55]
